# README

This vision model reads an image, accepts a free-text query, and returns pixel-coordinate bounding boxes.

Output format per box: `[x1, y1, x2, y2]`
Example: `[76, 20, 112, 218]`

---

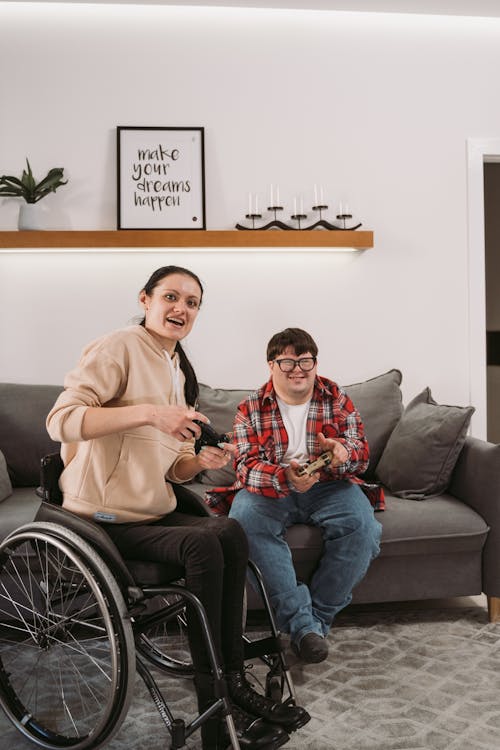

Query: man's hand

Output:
[317, 432, 349, 466]
[285, 461, 320, 493]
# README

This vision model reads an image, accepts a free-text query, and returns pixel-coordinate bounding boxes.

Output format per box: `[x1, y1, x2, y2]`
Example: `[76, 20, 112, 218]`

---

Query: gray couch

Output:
[1, 371, 499, 621]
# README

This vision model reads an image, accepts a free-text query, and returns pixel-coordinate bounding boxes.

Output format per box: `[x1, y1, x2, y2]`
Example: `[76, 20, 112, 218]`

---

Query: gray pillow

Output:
[344, 369, 403, 478]
[0, 448, 13, 503]
[375, 388, 475, 499]
[197, 383, 252, 486]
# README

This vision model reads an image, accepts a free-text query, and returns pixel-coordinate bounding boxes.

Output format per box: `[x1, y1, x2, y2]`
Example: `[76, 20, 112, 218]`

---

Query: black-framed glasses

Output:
[273, 357, 317, 372]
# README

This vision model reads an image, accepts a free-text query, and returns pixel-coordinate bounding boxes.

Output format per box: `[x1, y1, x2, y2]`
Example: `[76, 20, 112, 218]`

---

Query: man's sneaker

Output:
[292, 632, 328, 664]
[226, 670, 310, 732]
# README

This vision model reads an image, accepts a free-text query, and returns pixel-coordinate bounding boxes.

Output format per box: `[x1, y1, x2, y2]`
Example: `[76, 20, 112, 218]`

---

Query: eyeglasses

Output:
[273, 357, 317, 372]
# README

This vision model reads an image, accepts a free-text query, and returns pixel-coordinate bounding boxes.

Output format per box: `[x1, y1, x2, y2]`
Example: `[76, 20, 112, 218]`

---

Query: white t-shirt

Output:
[277, 397, 311, 464]
[163, 350, 183, 404]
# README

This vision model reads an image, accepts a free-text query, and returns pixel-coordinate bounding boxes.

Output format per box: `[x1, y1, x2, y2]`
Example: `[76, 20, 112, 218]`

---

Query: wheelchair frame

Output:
[0, 453, 297, 750]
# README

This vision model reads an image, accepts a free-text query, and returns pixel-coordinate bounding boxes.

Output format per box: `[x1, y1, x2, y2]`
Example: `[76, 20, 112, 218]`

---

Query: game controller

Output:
[296, 451, 333, 477]
[193, 419, 231, 454]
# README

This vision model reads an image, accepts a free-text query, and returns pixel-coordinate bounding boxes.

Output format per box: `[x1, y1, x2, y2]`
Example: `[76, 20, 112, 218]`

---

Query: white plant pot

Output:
[18, 202, 45, 231]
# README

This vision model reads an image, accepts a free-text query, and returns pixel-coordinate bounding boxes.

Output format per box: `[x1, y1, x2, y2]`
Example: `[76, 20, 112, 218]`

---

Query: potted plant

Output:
[0, 159, 68, 229]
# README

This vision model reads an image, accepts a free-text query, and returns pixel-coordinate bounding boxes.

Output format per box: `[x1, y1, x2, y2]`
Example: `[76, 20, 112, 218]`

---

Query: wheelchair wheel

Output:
[136, 588, 194, 677]
[0, 522, 136, 750]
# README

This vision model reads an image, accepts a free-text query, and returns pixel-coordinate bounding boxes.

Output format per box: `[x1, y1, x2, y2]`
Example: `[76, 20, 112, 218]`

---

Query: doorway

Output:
[467, 138, 500, 440]
[484, 161, 500, 443]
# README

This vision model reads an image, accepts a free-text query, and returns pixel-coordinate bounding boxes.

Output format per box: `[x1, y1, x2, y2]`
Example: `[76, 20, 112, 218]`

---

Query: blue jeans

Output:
[229, 480, 382, 646]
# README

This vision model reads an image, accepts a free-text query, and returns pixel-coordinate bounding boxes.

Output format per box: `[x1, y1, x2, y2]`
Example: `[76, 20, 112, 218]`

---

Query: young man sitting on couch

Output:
[208, 327, 382, 664]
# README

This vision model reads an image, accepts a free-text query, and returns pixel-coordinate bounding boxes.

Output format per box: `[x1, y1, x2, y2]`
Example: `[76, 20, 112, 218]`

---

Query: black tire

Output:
[0, 522, 136, 749]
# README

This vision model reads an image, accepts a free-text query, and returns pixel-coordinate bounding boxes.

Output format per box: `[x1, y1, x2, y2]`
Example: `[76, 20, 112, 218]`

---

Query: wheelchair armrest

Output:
[37, 452, 64, 505]
[172, 484, 211, 517]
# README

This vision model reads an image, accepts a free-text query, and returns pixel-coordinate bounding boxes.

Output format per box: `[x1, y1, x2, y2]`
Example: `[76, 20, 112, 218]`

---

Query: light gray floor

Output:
[0, 596, 495, 750]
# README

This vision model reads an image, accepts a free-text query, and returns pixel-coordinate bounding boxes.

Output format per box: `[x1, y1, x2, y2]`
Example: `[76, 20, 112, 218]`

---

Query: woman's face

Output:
[141, 273, 202, 352]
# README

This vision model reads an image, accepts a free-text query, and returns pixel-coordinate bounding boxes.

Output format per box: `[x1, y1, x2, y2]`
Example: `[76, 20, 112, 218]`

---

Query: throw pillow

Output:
[375, 388, 475, 499]
[344, 369, 403, 477]
[197, 383, 253, 486]
[0, 448, 13, 502]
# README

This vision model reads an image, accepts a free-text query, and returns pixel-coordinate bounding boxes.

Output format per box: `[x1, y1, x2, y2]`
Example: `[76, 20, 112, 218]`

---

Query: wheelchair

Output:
[0, 453, 299, 750]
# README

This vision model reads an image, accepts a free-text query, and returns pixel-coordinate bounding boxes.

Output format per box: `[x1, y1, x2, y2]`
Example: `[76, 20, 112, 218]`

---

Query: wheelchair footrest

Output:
[243, 635, 284, 660]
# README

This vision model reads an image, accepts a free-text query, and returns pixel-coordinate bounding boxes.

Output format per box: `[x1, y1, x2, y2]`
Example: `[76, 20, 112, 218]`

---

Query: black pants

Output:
[102, 512, 249, 674]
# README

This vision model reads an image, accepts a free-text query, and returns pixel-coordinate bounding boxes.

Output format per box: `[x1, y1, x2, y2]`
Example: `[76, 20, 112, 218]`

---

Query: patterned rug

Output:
[1, 602, 499, 750]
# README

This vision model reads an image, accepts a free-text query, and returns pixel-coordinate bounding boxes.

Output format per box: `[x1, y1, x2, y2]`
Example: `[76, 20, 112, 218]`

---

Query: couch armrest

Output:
[449, 436, 500, 596]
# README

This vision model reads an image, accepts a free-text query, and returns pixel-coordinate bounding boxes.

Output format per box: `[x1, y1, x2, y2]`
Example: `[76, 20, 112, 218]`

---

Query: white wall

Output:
[1, 3, 499, 436]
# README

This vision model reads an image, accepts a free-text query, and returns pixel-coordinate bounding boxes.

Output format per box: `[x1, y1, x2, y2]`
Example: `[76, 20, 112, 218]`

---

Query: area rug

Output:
[1, 603, 499, 750]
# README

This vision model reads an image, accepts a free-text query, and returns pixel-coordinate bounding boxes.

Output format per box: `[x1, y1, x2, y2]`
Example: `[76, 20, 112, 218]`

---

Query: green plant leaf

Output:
[0, 159, 68, 203]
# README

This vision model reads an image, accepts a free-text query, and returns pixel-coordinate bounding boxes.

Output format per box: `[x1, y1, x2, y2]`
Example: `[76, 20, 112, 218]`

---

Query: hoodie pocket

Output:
[103, 432, 179, 515]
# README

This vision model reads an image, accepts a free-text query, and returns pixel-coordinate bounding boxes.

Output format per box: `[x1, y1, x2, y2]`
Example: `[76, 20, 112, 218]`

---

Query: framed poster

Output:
[117, 126, 206, 229]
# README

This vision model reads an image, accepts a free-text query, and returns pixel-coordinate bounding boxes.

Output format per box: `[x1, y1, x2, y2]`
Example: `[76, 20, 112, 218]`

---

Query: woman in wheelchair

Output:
[46, 265, 309, 750]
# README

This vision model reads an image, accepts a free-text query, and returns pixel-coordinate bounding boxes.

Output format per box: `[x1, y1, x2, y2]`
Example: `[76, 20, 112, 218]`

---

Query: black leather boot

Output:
[221, 703, 290, 750]
[226, 670, 310, 732]
[195, 672, 290, 750]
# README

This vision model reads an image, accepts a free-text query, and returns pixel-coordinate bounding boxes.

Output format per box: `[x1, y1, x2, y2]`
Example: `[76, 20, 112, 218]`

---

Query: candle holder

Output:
[268, 205, 284, 222]
[235, 200, 363, 231]
[235, 206, 293, 230]
[291, 213, 307, 230]
[244, 213, 262, 229]
[312, 204, 329, 220]
[336, 213, 353, 230]
[306, 204, 332, 230]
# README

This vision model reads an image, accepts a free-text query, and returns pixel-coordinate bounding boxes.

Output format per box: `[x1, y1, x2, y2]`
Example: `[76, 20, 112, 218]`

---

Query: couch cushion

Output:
[377, 493, 488, 555]
[0, 449, 13, 502]
[197, 383, 252, 486]
[375, 388, 475, 499]
[344, 369, 403, 477]
[0, 488, 42, 541]
[0, 383, 62, 487]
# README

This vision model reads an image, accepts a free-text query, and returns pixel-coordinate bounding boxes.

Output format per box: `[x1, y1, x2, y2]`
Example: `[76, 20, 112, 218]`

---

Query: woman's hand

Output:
[174, 442, 236, 482]
[196, 442, 237, 471]
[149, 405, 208, 441]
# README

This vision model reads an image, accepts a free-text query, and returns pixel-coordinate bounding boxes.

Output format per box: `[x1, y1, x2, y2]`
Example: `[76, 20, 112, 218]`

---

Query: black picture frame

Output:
[117, 126, 206, 230]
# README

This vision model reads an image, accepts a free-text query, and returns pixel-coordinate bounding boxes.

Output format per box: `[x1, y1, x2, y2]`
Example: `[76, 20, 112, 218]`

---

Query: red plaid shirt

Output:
[205, 376, 385, 514]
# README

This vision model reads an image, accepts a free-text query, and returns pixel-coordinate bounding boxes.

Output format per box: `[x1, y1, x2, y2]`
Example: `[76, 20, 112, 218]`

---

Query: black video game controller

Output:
[192, 419, 231, 454]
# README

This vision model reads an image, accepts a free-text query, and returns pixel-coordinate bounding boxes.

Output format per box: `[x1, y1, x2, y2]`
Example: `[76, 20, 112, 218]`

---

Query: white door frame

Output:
[467, 137, 500, 439]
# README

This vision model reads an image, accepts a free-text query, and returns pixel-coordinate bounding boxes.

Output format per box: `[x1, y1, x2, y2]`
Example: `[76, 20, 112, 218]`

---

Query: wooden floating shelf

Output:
[0, 229, 373, 250]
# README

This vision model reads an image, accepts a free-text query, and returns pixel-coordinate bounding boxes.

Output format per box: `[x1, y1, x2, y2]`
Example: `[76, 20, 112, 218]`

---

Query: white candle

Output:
[294, 197, 297, 215]
[255, 194, 259, 214]
[320, 186, 324, 203]
[300, 197, 304, 214]
[314, 184, 318, 205]
[270, 184, 274, 207]
[276, 185, 280, 205]
[339, 201, 343, 215]
[248, 193, 252, 214]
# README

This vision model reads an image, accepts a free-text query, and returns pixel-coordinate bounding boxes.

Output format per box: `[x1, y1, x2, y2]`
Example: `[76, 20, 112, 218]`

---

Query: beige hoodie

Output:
[46, 325, 195, 523]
